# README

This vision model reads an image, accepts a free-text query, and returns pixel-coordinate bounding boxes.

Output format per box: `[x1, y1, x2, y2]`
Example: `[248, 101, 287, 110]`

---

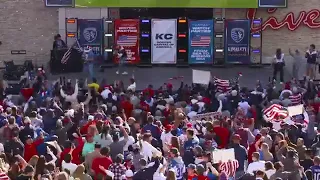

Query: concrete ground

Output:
[49, 65, 292, 90]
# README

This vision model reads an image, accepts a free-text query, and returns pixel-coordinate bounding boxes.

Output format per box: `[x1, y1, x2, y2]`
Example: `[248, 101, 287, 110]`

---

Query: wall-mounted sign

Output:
[247, 8, 320, 33]
[259, 0, 287, 8]
[11, 50, 26, 54]
[45, 0, 73, 7]
[75, 0, 258, 8]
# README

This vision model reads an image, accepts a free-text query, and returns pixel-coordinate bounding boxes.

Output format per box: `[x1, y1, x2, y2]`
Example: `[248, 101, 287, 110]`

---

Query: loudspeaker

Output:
[176, 17, 188, 67]
[138, 18, 152, 66]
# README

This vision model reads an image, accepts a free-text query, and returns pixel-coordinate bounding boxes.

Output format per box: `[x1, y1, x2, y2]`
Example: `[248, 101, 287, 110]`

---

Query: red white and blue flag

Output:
[219, 160, 239, 178]
[191, 36, 211, 47]
[117, 35, 137, 47]
[263, 104, 289, 121]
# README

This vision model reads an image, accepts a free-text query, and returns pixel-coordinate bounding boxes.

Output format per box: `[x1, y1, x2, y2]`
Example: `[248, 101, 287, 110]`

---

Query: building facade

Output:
[0, 0, 319, 66]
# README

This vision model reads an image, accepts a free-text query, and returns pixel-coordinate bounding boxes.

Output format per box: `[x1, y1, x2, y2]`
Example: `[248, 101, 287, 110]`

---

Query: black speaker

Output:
[138, 18, 152, 66]
[176, 17, 188, 67]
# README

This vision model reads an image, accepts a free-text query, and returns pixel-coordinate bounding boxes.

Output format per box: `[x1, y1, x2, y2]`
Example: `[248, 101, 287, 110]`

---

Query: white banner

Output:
[151, 19, 177, 64]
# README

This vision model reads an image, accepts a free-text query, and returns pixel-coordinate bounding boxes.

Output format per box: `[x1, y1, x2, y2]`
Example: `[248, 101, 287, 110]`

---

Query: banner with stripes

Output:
[61, 39, 83, 64]
[188, 20, 214, 64]
[114, 19, 140, 64]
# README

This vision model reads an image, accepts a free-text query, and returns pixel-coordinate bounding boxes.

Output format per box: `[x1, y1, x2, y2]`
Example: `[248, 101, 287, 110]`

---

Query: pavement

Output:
[48, 65, 292, 90]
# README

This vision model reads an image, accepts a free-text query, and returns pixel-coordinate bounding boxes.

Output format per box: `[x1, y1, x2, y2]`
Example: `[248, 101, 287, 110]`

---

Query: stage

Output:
[49, 66, 292, 90]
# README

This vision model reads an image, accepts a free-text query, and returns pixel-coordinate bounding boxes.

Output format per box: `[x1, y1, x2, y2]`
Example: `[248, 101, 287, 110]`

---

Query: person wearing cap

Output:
[187, 164, 197, 180]
[160, 124, 173, 154]
[23, 135, 44, 162]
[131, 143, 144, 171]
[229, 134, 247, 179]
[169, 147, 185, 180]
[109, 125, 129, 161]
[193, 164, 209, 180]
[108, 154, 127, 180]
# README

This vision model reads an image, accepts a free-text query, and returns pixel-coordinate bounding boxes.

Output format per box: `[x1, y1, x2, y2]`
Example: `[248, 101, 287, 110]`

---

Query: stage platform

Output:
[49, 66, 292, 90]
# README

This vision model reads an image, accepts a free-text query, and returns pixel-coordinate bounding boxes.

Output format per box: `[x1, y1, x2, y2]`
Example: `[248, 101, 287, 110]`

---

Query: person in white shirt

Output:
[238, 100, 250, 115]
[160, 124, 173, 154]
[61, 154, 77, 174]
[272, 48, 285, 84]
[247, 152, 265, 174]
[187, 104, 199, 119]
[141, 133, 162, 161]
[127, 78, 136, 92]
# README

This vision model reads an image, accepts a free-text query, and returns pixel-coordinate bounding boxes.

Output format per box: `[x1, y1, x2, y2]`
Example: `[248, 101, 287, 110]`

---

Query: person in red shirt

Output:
[194, 164, 209, 180]
[23, 135, 44, 162]
[59, 136, 84, 165]
[91, 147, 113, 179]
[121, 96, 133, 118]
[248, 134, 262, 163]
[213, 121, 230, 149]
[187, 164, 197, 180]
[143, 85, 155, 98]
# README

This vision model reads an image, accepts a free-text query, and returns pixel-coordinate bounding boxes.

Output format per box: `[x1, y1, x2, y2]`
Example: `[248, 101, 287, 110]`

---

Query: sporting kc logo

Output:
[83, 27, 97, 43]
[231, 28, 245, 43]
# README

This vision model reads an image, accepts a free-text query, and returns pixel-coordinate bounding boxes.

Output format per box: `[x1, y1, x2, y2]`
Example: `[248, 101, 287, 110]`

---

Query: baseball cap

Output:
[125, 170, 134, 177]
[88, 115, 94, 121]
[165, 124, 173, 131]
[188, 164, 196, 170]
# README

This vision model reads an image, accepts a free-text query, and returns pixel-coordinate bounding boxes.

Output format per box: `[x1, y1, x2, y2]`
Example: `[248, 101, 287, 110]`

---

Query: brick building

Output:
[0, 0, 319, 66]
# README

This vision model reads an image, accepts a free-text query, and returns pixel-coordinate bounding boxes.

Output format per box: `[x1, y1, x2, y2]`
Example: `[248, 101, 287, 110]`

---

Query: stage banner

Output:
[188, 20, 214, 64]
[151, 19, 177, 64]
[78, 19, 103, 56]
[225, 19, 251, 64]
[114, 19, 140, 64]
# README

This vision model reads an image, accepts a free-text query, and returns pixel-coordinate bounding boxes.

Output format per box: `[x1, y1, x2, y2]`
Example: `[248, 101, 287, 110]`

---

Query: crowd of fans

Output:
[0, 69, 319, 180]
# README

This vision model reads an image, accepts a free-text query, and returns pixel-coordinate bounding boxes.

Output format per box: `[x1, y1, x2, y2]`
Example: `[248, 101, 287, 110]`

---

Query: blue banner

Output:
[188, 20, 214, 64]
[45, 0, 73, 7]
[78, 19, 103, 56]
[225, 20, 250, 64]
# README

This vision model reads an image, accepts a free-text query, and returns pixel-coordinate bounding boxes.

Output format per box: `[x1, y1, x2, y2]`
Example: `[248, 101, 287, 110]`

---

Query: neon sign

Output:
[247, 8, 320, 33]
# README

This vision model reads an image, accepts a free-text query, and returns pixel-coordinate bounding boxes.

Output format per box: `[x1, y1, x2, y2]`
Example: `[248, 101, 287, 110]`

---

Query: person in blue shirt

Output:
[142, 115, 162, 141]
[84, 46, 95, 79]
[169, 148, 185, 180]
[183, 129, 199, 166]
[311, 156, 320, 180]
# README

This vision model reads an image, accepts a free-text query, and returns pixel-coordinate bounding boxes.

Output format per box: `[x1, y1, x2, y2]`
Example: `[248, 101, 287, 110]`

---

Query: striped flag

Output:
[289, 93, 302, 106]
[219, 160, 239, 178]
[263, 104, 289, 121]
[117, 35, 137, 46]
[214, 77, 231, 92]
[191, 35, 211, 47]
[61, 40, 83, 64]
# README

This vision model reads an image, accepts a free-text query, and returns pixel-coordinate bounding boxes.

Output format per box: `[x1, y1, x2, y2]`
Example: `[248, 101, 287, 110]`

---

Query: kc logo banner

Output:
[151, 19, 177, 64]
[78, 19, 103, 51]
[225, 20, 250, 64]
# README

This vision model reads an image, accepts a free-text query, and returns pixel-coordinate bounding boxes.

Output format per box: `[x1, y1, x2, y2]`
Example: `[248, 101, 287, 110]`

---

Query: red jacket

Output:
[59, 137, 84, 165]
[24, 138, 44, 162]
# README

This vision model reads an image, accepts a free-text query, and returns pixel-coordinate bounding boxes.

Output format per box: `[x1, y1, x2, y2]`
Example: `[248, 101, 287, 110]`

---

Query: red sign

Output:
[114, 19, 140, 64]
[247, 8, 320, 33]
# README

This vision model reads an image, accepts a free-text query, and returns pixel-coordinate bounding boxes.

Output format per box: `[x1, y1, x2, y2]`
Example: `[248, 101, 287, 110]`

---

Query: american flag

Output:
[263, 104, 289, 121]
[61, 39, 83, 64]
[219, 160, 239, 178]
[191, 35, 211, 47]
[213, 77, 239, 92]
[289, 93, 302, 106]
[117, 35, 137, 46]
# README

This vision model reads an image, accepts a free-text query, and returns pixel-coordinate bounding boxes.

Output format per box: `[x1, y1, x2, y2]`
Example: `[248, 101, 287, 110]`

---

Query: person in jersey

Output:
[311, 156, 320, 180]
[272, 48, 285, 84]
[83, 46, 95, 79]
[169, 147, 185, 180]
